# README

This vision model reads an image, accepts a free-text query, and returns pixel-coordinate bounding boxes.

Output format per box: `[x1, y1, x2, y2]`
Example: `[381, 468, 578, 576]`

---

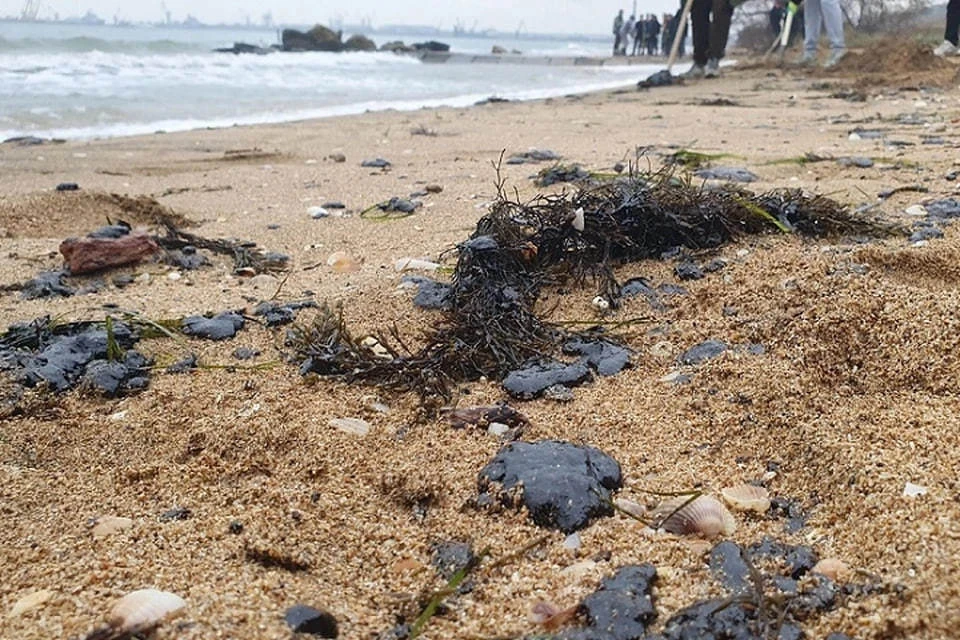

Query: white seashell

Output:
[903, 482, 927, 497]
[654, 495, 736, 538]
[571, 207, 585, 232]
[721, 484, 771, 514]
[326, 251, 362, 273]
[812, 557, 850, 582]
[329, 417, 370, 436]
[9, 589, 54, 617]
[394, 257, 440, 272]
[308, 206, 329, 219]
[109, 589, 186, 631]
[91, 515, 134, 538]
[591, 296, 609, 310]
[360, 336, 392, 360]
[613, 497, 647, 519]
[904, 205, 928, 217]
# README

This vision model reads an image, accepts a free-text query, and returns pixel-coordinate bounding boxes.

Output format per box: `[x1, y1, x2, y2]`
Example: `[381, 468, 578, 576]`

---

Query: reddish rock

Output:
[59, 233, 160, 275]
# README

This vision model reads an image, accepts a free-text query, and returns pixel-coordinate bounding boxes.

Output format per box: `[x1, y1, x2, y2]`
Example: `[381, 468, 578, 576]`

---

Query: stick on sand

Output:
[666, 0, 696, 73]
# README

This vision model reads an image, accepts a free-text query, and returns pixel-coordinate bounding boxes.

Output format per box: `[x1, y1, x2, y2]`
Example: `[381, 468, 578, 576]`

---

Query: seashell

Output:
[721, 484, 771, 514]
[9, 589, 54, 617]
[326, 251, 362, 273]
[360, 336, 392, 360]
[109, 589, 186, 631]
[592, 296, 609, 311]
[812, 557, 850, 582]
[329, 417, 370, 436]
[571, 207, 585, 232]
[91, 515, 134, 538]
[654, 495, 736, 538]
[613, 497, 647, 520]
[394, 257, 440, 272]
[529, 600, 578, 630]
[903, 482, 927, 497]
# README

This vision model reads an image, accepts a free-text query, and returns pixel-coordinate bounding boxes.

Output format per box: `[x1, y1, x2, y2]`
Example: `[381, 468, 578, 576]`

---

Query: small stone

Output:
[675, 262, 704, 281]
[327, 153, 346, 163]
[60, 233, 160, 275]
[91, 515, 134, 537]
[395, 257, 440, 272]
[9, 589, 54, 617]
[284, 604, 338, 637]
[563, 532, 582, 550]
[678, 340, 727, 365]
[167, 271, 182, 281]
[327, 251, 362, 273]
[329, 417, 370, 436]
[308, 206, 330, 219]
[228, 520, 244, 534]
[232, 347, 259, 360]
[542, 384, 574, 402]
[248, 273, 279, 290]
[159, 506, 192, 522]
[361, 157, 391, 168]
[425, 184, 443, 193]
[905, 205, 928, 216]
[903, 482, 927, 497]
[487, 422, 510, 437]
[56, 182, 79, 191]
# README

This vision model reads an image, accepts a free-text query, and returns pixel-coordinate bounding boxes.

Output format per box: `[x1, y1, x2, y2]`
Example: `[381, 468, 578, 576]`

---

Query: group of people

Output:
[611, 0, 849, 78]
[612, 11, 666, 56]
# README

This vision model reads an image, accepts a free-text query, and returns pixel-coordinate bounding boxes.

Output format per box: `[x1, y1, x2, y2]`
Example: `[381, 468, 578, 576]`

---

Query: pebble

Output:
[9, 589, 54, 617]
[903, 481, 927, 497]
[248, 273, 278, 290]
[905, 205, 928, 216]
[91, 515, 134, 537]
[678, 340, 727, 366]
[394, 257, 440, 272]
[542, 384, 575, 402]
[563, 532, 582, 551]
[361, 157, 391, 168]
[308, 206, 330, 219]
[487, 422, 510, 437]
[425, 184, 443, 193]
[327, 251, 362, 273]
[329, 417, 370, 436]
[284, 604, 338, 637]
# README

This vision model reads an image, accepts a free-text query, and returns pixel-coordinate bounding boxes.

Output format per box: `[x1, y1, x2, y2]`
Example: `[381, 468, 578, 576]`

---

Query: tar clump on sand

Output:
[0, 316, 150, 397]
[552, 540, 868, 640]
[284, 169, 898, 411]
[477, 440, 622, 533]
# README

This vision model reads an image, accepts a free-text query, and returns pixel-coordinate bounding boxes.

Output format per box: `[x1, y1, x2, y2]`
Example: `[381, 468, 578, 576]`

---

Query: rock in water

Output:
[59, 233, 160, 275]
[284, 604, 338, 637]
[343, 34, 376, 51]
[502, 359, 592, 399]
[478, 440, 622, 532]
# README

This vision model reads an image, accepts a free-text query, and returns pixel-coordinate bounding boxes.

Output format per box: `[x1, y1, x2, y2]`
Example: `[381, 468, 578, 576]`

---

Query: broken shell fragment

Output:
[326, 251, 362, 273]
[812, 557, 850, 582]
[654, 495, 736, 538]
[571, 207, 585, 232]
[721, 484, 771, 514]
[9, 589, 54, 617]
[90, 515, 134, 538]
[109, 589, 186, 631]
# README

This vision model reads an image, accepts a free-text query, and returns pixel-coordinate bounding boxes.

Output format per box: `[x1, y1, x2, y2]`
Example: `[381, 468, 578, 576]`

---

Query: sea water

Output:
[0, 22, 662, 141]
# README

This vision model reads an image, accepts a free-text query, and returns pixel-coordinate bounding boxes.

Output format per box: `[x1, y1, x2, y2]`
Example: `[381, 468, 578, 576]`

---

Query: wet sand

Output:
[2, 49, 960, 639]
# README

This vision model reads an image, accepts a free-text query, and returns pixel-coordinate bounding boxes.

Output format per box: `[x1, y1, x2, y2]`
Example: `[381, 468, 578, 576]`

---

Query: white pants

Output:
[804, 0, 845, 51]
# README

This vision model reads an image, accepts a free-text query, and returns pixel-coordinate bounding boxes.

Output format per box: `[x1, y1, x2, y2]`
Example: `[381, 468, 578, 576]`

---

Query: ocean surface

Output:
[0, 22, 659, 141]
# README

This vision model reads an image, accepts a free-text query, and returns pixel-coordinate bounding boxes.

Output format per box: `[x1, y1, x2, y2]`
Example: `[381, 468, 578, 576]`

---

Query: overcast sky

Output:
[3, 0, 685, 34]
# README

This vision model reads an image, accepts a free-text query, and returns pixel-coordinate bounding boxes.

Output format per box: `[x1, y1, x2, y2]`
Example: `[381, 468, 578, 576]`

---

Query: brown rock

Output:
[59, 233, 160, 274]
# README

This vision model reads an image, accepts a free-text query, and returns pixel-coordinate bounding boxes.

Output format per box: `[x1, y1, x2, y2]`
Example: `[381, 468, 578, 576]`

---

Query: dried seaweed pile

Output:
[289, 171, 898, 408]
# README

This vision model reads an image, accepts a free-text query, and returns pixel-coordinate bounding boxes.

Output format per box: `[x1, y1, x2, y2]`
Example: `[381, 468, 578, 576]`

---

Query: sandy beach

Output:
[2, 45, 960, 640]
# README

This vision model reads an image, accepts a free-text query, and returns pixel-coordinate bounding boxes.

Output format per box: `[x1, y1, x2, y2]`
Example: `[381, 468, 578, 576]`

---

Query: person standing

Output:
[633, 17, 645, 55]
[613, 9, 624, 56]
[646, 14, 661, 55]
[933, 0, 960, 56]
[622, 14, 636, 55]
[798, 0, 846, 67]
[685, 0, 734, 78]
[661, 13, 673, 56]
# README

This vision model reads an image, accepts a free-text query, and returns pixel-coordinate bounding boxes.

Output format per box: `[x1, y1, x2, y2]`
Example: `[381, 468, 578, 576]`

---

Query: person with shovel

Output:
[684, 0, 736, 78]
[933, 0, 960, 56]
